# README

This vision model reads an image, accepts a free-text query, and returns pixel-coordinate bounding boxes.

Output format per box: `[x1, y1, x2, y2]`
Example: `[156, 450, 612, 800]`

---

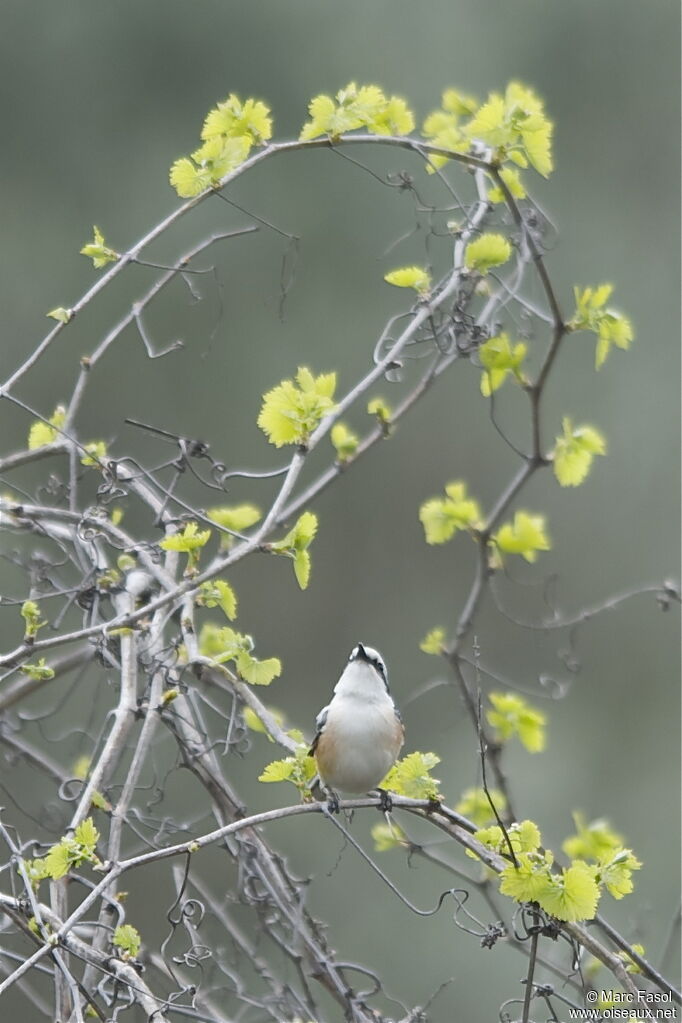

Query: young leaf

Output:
[465, 234, 512, 273]
[207, 504, 261, 548]
[384, 266, 431, 295]
[269, 511, 318, 590]
[552, 418, 606, 486]
[464, 81, 554, 178]
[537, 861, 600, 922]
[487, 691, 546, 753]
[493, 511, 550, 563]
[21, 600, 46, 639]
[258, 367, 336, 447]
[160, 522, 211, 553]
[19, 658, 55, 681]
[479, 333, 527, 395]
[367, 397, 392, 423]
[419, 481, 481, 545]
[381, 752, 441, 800]
[499, 851, 554, 903]
[169, 158, 213, 198]
[371, 821, 407, 851]
[201, 94, 272, 146]
[113, 924, 141, 959]
[197, 579, 238, 621]
[80, 226, 119, 269]
[454, 786, 507, 828]
[569, 285, 634, 369]
[235, 651, 282, 686]
[80, 441, 108, 467]
[198, 623, 281, 685]
[487, 166, 526, 203]
[46, 306, 73, 323]
[299, 82, 403, 141]
[330, 422, 359, 462]
[27, 405, 66, 450]
[419, 627, 446, 655]
[420, 89, 476, 172]
[594, 848, 642, 900]
[259, 745, 317, 795]
[562, 812, 624, 861]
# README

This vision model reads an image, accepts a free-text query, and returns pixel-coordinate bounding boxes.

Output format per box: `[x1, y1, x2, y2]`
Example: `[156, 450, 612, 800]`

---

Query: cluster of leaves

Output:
[25, 818, 101, 884]
[259, 750, 441, 802]
[27, 405, 66, 450]
[300, 82, 414, 141]
[569, 285, 634, 369]
[478, 333, 527, 396]
[551, 418, 606, 487]
[486, 691, 547, 753]
[170, 93, 272, 197]
[112, 924, 142, 960]
[19, 658, 54, 681]
[494, 511, 550, 563]
[267, 511, 318, 590]
[421, 82, 552, 183]
[258, 367, 336, 448]
[160, 521, 211, 574]
[259, 744, 318, 795]
[421, 88, 478, 172]
[419, 482, 550, 564]
[473, 818, 641, 922]
[80, 226, 119, 269]
[419, 481, 482, 545]
[196, 578, 238, 621]
[80, 440, 108, 467]
[198, 623, 282, 686]
[454, 786, 507, 828]
[20, 600, 46, 641]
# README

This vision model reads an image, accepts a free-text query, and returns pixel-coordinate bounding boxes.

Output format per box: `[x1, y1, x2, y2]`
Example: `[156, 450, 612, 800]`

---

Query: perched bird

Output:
[309, 643, 404, 811]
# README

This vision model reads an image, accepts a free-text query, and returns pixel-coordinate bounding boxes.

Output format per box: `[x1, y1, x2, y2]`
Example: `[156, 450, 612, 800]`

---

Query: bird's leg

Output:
[323, 787, 340, 814]
[374, 787, 393, 813]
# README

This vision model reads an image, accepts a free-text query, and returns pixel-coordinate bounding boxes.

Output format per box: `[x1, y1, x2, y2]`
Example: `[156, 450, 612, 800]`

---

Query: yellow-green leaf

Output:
[419, 627, 446, 655]
[330, 422, 359, 462]
[552, 418, 606, 487]
[454, 787, 507, 828]
[169, 157, 212, 198]
[258, 367, 337, 447]
[487, 691, 546, 753]
[47, 306, 73, 323]
[28, 405, 66, 450]
[419, 481, 481, 545]
[465, 233, 512, 273]
[537, 861, 600, 922]
[80, 226, 119, 269]
[381, 752, 441, 800]
[493, 511, 550, 563]
[384, 266, 431, 295]
[113, 924, 141, 959]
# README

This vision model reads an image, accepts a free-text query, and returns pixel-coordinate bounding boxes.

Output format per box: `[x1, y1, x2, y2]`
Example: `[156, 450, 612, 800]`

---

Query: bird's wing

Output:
[308, 705, 329, 756]
[393, 704, 406, 752]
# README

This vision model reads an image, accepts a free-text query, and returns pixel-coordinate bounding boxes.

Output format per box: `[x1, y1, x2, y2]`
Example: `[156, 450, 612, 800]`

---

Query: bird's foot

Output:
[324, 789, 340, 814]
[376, 788, 393, 813]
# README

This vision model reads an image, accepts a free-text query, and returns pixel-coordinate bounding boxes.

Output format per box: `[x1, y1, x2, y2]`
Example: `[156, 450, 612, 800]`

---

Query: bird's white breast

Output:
[316, 692, 402, 794]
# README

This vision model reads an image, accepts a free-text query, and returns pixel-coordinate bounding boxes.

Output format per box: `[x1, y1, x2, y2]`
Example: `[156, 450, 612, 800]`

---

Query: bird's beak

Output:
[355, 643, 368, 661]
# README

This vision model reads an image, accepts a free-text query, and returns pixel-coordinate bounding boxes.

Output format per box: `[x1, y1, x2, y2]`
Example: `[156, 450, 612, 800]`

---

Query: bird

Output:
[309, 643, 404, 812]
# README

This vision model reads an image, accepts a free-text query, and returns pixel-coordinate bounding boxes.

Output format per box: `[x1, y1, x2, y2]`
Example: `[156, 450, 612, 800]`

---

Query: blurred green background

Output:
[1, 1, 679, 1018]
